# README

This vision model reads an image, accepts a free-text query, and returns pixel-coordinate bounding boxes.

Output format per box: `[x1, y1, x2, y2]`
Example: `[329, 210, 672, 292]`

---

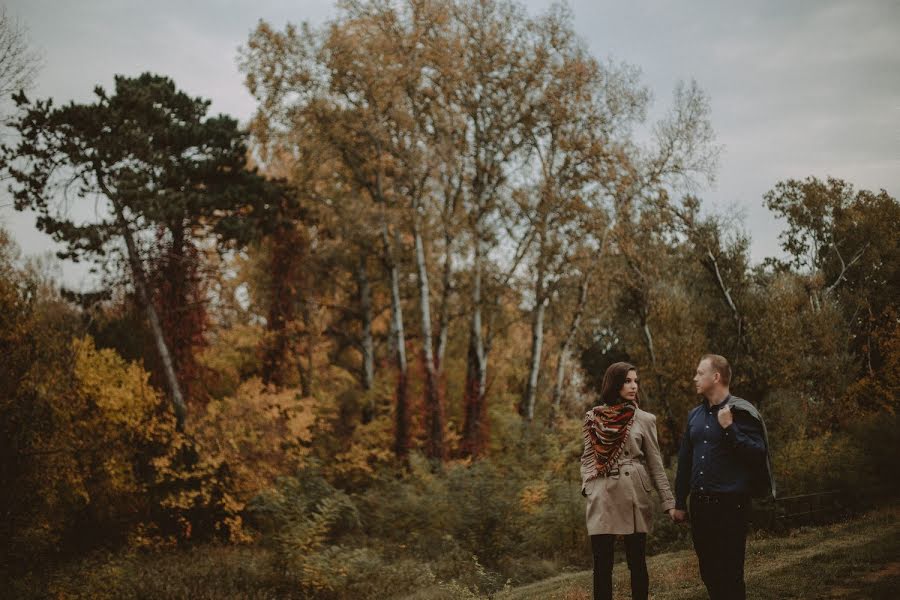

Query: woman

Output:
[580, 361, 676, 600]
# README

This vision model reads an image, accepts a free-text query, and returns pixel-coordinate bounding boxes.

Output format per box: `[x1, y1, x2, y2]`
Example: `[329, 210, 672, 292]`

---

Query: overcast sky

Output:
[3, 0, 898, 291]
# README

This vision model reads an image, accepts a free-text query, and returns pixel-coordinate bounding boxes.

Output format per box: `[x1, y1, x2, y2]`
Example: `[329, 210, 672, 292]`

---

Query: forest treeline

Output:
[1, 1, 897, 597]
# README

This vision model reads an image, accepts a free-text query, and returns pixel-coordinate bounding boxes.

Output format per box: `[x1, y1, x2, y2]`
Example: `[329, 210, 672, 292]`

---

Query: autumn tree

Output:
[764, 177, 900, 415]
[668, 196, 754, 372]
[242, 1, 471, 460]
[438, 0, 547, 456]
[516, 7, 647, 422]
[1, 73, 270, 429]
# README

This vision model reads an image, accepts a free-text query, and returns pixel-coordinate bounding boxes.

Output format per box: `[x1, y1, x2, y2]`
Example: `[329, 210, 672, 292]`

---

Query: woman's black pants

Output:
[590, 533, 648, 600]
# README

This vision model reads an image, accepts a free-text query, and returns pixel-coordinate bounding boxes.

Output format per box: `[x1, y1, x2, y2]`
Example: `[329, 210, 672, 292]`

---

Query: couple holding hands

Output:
[580, 354, 775, 600]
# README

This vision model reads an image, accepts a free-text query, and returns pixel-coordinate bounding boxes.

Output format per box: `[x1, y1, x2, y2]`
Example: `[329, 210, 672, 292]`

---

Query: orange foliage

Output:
[192, 377, 316, 502]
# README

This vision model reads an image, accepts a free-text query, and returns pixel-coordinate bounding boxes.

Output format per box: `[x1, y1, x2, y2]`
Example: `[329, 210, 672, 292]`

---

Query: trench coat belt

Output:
[595, 458, 645, 480]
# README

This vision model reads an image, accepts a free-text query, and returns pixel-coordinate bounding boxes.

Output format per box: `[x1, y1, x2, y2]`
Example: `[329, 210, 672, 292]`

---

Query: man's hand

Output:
[669, 509, 688, 523]
[717, 403, 733, 429]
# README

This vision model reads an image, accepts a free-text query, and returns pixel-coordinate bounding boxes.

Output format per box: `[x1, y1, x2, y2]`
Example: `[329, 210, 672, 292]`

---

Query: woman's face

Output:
[619, 369, 638, 402]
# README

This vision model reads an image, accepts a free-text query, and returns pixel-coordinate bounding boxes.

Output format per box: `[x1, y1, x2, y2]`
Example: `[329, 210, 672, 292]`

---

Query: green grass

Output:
[481, 507, 900, 600]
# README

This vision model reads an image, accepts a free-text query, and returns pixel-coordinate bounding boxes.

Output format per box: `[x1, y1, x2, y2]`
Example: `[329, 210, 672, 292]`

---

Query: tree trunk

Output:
[436, 182, 460, 373]
[639, 311, 678, 458]
[702, 247, 748, 363]
[436, 228, 453, 372]
[521, 227, 549, 422]
[160, 221, 208, 404]
[356, 253, 375, 390]
[521, 293, 547, 422]
[382, 220, 410, 459]
[298, 297, 314, 398]
[262, 223, 300, 388]
[549, 274, 589, 427]
[111, 197, 187, 430]
[461, 235, 488, 458]
[414, 215, 444, 460]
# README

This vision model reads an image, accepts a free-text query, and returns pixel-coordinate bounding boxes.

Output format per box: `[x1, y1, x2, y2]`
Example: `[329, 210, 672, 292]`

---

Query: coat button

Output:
[625, 472, 630, 476]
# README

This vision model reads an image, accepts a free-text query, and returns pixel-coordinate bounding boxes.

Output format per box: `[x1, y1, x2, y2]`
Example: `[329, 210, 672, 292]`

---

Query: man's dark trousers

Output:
[690, 493, 750, 600]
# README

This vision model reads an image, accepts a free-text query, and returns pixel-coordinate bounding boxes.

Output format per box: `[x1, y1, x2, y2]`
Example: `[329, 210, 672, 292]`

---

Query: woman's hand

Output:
[669, 508, 688, 523]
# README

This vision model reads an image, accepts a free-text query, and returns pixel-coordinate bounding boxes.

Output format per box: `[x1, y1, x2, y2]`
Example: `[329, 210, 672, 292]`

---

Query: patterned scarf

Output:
[584, 401, 636, 476]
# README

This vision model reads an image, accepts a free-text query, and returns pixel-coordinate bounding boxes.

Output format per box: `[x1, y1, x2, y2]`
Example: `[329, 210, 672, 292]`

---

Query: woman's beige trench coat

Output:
[580, 407, 675, 535]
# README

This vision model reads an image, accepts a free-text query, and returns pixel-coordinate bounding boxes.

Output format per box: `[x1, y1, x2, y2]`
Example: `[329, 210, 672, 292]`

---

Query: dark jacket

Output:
[728, 396, 776, 500]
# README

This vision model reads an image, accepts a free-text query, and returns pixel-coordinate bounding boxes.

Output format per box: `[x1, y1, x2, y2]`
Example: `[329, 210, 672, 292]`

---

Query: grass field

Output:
[482, 506, 900, 600]
[11, 506, 898, 599]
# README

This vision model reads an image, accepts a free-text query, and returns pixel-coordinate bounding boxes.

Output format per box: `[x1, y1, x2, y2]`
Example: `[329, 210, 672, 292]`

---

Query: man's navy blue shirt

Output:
[674, 395, 766, 510]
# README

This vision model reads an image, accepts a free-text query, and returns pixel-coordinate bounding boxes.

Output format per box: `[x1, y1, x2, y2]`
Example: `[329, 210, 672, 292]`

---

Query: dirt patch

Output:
[860, 560, 900, 583]
[825, 560, 900, 598]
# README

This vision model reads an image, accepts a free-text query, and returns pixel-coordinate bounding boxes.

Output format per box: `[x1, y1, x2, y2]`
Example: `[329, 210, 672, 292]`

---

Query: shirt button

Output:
[701, 456, 705, 459]
[704, 440, 708, 444]
[705, 425, 709, 429]
[700, 471, 704, 475]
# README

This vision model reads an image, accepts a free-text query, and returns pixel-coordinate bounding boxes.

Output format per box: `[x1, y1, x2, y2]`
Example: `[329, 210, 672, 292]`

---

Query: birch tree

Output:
[517, 10, 648, 422]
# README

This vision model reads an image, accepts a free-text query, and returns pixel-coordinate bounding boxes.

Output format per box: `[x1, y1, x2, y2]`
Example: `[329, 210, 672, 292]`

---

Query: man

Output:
[671, 354, 775, 600]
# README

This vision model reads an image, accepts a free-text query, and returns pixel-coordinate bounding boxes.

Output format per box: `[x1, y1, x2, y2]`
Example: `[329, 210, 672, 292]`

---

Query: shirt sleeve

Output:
[722, 409, 766, 463]
[674, 414, 693, 510]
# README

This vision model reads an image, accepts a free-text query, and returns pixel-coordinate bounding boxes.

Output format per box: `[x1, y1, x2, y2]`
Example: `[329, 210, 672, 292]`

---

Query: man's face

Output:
[694, 359, 718, 395]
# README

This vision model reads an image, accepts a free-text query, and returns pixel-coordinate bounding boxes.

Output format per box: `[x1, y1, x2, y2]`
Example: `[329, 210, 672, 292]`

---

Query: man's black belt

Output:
[690, 492, 749, 506]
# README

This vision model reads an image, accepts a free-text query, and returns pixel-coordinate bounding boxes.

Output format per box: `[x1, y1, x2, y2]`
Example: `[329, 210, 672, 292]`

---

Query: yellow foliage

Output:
[45, 336, 251, 548]
[772, 430, 864, 496]
[843, 308, 900, 416]
[197, 322, 264, 399]
[65, 336, 172, 505]
[328, 412, 396, 484]
[520, 481, 549, 515]
[3, 335, 190, 551]
[192, 377, 316, 501]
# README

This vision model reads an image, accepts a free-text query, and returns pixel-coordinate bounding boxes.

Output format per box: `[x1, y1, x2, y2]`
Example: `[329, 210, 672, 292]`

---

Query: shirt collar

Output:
[704, 393, 732, 411]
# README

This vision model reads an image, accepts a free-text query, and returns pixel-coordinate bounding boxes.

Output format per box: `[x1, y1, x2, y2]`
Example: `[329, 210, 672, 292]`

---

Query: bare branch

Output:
[0, 7, 41, 103]
[824, 241, 869, 296]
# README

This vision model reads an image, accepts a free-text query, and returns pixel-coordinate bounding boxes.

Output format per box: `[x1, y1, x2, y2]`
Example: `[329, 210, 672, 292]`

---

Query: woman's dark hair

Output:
[598, 361, 638, 405]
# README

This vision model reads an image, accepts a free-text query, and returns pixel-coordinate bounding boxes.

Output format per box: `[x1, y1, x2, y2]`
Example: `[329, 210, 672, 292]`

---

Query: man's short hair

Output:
[701, 354, 731, 386]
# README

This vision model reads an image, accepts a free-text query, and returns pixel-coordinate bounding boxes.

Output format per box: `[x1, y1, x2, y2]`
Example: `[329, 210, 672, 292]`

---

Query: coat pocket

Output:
[636, 465, 653, 493]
